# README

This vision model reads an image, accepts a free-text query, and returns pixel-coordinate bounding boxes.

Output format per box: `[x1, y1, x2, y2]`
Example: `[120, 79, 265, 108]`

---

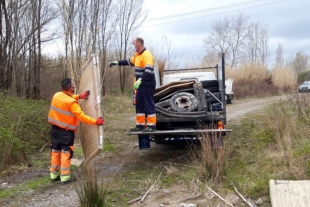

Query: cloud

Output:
[139, 0, 310, 68]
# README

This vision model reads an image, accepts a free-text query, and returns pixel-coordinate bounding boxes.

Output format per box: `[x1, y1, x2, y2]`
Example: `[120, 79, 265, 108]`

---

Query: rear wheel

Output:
[227, 94, 233, 104]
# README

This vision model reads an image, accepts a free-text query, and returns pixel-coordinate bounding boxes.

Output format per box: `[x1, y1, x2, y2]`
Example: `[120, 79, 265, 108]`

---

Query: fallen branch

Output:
[196, 179, 234, 207]
[231, 182, 257, 207]
[127, 196, 142, 205]
[141, 172, 163, 202]
[206, 186, 235, 207]
[178, 193, 202, 203]
[40, 143, 48, 152]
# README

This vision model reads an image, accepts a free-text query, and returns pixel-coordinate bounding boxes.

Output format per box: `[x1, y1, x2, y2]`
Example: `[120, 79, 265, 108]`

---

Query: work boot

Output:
[130, 127, 143, 132]
[50, 172, 60, 182]
[60, 177, 77, 185]
[141, 127, 156, 133]
[60, 175, 77, 185]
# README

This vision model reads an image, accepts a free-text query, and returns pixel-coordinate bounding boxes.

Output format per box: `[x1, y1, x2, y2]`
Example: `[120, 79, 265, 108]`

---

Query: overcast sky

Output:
[138, 0, 310, 67]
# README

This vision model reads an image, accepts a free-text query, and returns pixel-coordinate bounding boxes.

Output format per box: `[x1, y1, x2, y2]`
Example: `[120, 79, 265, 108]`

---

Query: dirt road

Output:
[0, 95, 288, 207]
[226, 95, 288, 123]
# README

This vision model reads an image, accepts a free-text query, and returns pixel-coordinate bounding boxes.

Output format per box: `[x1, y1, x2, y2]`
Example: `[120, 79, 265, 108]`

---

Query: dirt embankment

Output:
[0, 95, 288, 207]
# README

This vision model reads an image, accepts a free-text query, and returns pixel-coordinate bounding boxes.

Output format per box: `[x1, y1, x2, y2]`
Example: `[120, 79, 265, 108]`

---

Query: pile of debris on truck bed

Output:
[154, 80, 224, 118]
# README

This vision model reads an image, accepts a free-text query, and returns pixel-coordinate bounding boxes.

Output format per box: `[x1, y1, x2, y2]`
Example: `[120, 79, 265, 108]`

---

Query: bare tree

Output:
[58, 0, 75, 80]
[226, 13, 249, 67]
[245, 22, 258, 63]
[115, 0, 147, 94]
[97, 0, 114, 96]
[58, 0, 115, 91]
[204, 16, 230, 65]
[289, 51, 310, 74]
[257, 23, 269, 65]
[275, 42, 284, 68]
[202, 50, 220, 67]
[204, 13, 270, 67]
[0, 0, 57, 98]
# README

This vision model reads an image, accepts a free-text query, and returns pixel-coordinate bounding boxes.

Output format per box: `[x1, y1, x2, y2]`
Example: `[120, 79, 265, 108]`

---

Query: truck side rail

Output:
[164, 66, 216, 72]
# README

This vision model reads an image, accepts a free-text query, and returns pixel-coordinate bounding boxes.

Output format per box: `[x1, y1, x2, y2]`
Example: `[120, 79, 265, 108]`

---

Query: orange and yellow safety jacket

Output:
[48, 91, 96, 132]
[118, 48, 155, 86]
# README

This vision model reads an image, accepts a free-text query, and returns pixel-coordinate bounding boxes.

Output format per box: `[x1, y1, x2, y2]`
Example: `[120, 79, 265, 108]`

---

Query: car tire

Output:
[169, 92, 198, 112]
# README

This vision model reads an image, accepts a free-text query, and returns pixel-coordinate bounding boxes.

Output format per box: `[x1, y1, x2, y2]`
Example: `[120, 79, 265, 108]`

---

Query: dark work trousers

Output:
[50, 125, 75, 177]
[50, 125, 75, 153]
[136, 85, 156, 129]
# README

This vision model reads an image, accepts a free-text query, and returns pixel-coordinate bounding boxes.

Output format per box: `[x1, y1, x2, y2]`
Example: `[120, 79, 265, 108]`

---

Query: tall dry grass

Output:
[226, 63, 297, 99]
[226, 63, 275, 98]
[75, 161, 109, 207]
[190, 125, 228, 184]
[272, 66, 297, 92]
[254, 93, 310, 179]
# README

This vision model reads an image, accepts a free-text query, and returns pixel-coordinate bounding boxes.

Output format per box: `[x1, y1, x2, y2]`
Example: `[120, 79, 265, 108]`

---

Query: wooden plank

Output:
[270, 179, 310, 207]
[154, 81, 195, 99]
[78, 54, 103, 163]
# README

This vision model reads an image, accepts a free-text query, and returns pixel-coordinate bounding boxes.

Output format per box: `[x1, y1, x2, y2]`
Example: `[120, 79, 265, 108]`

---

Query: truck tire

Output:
[227, 94, 233, 104]
[169, 92, 198, 112]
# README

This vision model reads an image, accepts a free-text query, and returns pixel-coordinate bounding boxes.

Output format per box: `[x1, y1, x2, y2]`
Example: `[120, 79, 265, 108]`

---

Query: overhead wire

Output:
[146, 0, 271, 22]
[141, 0, 288, 28]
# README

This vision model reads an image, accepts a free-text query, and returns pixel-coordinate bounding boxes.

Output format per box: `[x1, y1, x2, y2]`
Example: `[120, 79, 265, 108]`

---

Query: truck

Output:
[126, 53, 232, 149]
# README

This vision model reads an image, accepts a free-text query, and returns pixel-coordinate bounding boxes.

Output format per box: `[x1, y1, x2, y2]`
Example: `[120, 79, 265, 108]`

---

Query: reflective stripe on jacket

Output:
[131, 49, 155, 86]
[48, 92, 79, 131]
[48, 91, 96, 131]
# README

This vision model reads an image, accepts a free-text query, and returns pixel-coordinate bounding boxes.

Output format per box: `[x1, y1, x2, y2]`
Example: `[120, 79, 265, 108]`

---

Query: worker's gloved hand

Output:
[79, 90, 90, 99]
[95, 117, 104, 125]
[133, 78, 142, 90]
[109, 61, 118, 68]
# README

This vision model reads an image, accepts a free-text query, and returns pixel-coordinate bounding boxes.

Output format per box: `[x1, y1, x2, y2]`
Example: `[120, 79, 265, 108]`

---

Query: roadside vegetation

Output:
[0, 66, 308, 206]
[226, 63, 297, 99]
[0, 92, 50, 174]
[75, 92, 310, 207]
[2, 1, 310, 205]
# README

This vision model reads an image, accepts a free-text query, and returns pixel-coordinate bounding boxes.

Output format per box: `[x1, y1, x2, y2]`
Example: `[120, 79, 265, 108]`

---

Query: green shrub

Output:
[0, 93, 50, 170]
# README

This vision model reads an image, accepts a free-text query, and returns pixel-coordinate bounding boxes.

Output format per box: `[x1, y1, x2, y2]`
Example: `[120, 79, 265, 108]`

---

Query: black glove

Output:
[109, 61, 118, 68]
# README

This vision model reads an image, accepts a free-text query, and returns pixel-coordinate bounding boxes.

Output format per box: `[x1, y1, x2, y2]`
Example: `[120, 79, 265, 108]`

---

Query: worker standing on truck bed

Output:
[48, 78, 104, 184]
[109, 37, 156, 132]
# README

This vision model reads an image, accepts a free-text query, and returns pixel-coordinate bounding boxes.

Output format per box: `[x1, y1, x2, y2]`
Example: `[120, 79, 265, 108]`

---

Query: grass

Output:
[75, 161, 109, 207]
[0, 175, 50, 199]
[0, 92, 50, 172]
[0, 69, 307, 206]
[101, 88, 136, 153]
[221, 94, 310, 202]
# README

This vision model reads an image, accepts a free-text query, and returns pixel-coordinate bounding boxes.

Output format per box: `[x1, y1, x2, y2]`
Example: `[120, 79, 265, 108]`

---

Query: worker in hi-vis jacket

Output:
[109, 37, 156, 132]
[48, 78, 104, 184]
